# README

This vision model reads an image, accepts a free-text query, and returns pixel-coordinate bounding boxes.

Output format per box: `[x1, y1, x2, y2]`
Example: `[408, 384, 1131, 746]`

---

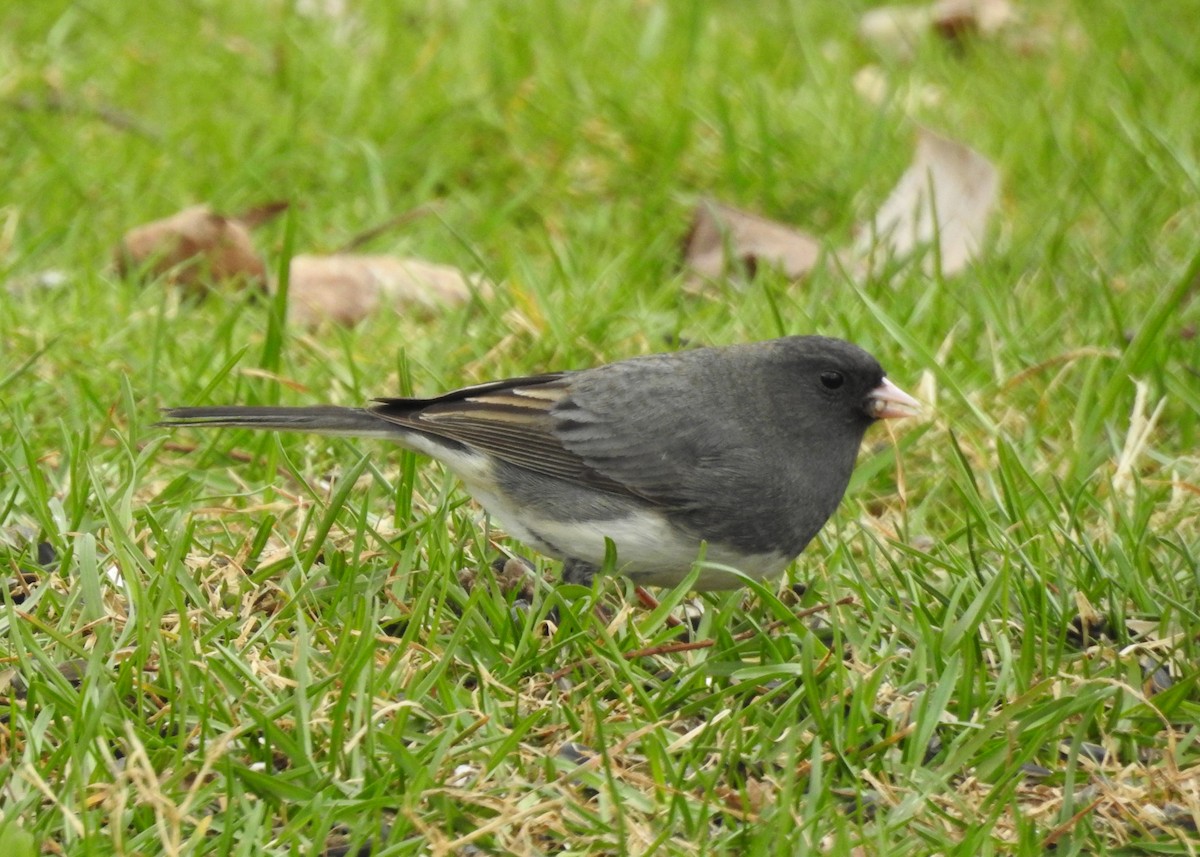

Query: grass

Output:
[2, 0, 1199, 854]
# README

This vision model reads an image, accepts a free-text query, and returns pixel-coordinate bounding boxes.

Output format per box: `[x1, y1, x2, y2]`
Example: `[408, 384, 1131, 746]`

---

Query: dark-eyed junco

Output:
[160, 336, 919, 589]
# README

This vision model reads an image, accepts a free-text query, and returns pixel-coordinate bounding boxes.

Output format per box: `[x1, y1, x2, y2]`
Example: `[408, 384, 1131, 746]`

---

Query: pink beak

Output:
[866, 377, 922, 420]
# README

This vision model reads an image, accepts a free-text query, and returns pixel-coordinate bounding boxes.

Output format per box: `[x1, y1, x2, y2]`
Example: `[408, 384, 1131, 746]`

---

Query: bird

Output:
[159, 336, 919, 590]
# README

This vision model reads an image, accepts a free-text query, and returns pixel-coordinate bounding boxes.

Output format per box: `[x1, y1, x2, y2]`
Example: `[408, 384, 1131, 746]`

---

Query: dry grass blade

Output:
[232, 200, 290, 229]
[332, 204, 444, 254]
[548, 596, 855, 682]
[7, 91, 161, 139]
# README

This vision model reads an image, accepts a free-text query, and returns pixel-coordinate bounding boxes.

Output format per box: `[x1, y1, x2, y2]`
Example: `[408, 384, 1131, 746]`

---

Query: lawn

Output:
[1, 1, 1198, 854]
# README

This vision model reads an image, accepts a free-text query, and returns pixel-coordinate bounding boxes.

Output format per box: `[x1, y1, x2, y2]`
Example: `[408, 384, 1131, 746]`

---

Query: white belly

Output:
[466, 480, 791, 589]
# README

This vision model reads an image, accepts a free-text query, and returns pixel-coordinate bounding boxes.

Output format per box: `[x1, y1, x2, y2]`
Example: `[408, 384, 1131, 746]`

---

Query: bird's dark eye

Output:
[820, 371, 844, 390]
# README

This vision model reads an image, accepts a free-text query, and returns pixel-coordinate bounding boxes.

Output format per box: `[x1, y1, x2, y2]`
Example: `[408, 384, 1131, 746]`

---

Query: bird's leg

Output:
[561, 559, 687, 631]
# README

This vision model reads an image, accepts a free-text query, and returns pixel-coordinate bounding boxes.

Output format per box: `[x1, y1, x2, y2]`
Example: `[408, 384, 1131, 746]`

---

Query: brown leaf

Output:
[932, 0, 1016, 42]
[859, 5, 931, 60]
[114, 204, 268, 293]
[855, 127, 998, 277]
[860, 0, 1014, 59]
[286, 254, 486, 328]
[682, 199, 822, 287]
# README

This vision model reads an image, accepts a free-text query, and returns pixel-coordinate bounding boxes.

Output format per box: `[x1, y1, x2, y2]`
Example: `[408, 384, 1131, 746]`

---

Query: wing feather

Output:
[367, 375, 636, 495]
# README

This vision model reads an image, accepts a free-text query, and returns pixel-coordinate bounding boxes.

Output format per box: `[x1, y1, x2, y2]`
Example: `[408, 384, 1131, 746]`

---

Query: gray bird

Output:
[160, 336, 919, 590]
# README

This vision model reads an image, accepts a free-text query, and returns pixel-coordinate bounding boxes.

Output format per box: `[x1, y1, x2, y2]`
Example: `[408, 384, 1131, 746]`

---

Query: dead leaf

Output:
[932, 0, 1016, 42]
[859, 5, 931, 60]
[860, 0, 1014, 59]
[682, 199, 822, 288]
[855, 127, 998, 277]
[683, 129, 996, 287]
[114, 204, 269, 293]
[286, 254, 486, 328]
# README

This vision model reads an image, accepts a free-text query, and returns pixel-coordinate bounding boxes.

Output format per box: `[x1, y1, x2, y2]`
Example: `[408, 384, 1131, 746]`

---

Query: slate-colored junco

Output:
[160, 336, 919, 589]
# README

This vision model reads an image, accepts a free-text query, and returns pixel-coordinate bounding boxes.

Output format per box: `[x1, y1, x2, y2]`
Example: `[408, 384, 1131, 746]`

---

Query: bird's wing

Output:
[547, 356, 758, 510]
[370, 357, 756, 509]
[368, 373, 640, 496]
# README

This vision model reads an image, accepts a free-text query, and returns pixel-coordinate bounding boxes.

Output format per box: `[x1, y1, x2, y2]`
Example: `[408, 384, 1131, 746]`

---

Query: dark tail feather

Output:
[157, 405, 399, 438]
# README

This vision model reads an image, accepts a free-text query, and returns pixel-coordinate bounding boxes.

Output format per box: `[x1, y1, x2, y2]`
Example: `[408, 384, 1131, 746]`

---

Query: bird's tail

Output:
[158, 406, 401, 438]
